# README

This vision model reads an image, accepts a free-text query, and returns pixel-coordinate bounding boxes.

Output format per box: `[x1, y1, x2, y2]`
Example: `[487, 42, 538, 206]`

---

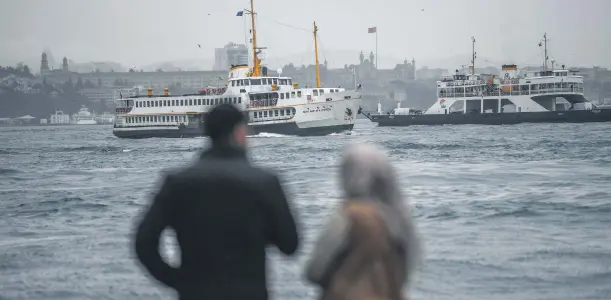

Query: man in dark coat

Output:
[134, 104, 300, 300]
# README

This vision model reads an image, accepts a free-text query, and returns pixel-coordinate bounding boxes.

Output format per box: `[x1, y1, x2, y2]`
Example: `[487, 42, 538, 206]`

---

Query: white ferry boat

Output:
[49, 110, 71, 125]
[366, 34, 611, 126]
[112, 1, 362, 139]
[71, 106, 98, 125]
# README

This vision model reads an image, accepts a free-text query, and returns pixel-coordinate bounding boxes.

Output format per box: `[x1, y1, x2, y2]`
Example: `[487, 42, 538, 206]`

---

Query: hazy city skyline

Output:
[1, 0, 610, 71]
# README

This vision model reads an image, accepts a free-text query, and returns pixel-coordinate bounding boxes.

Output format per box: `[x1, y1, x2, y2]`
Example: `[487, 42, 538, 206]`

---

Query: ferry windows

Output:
[297, 91, 302, 97]
[274, 110, 279, 117]
[313, 90, 319, 96]
[272, 78, 278, 85]
[280, 93, 285, 99]
[280, 110, 285, 116]
[285, 92, 289, 99]
[288, 79, 292, 86]
[251, 79, 262, 85]
[238, 97, 242, 104]
[291, 91, 295, 98]
[249, 94, 254, 101]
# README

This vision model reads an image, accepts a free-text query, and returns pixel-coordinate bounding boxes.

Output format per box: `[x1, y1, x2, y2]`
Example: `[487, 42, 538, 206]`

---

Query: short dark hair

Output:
[204, 104, 246, 142]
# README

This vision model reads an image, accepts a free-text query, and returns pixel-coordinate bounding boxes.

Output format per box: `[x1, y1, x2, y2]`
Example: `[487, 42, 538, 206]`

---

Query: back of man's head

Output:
[205, 104, 247, 145]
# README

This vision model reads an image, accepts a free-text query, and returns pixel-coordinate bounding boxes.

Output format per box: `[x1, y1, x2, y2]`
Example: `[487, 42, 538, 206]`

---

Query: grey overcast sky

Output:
[1, 0, 610, 70]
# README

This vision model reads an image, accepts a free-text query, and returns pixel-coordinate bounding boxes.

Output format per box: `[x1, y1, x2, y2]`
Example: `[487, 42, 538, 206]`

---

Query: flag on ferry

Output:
[368, 27, 377, 33]
[236, 10, 244, 16]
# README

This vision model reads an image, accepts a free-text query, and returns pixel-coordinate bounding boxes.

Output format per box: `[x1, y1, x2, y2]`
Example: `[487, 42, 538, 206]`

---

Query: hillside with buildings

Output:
[2, 44, 611, 120]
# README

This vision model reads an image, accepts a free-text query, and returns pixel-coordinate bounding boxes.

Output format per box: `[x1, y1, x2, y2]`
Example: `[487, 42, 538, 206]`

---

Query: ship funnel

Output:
[147, 88, 153, 97]
[164, 88, 169, 96]
[228, 64, 249, 81]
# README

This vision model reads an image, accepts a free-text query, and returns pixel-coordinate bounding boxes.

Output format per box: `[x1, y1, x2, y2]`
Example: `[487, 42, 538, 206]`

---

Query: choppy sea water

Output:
[1, 120, 610, 300]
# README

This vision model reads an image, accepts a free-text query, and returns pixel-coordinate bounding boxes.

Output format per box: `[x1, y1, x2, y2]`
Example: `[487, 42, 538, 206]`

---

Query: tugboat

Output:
[365, 34, 611, 126]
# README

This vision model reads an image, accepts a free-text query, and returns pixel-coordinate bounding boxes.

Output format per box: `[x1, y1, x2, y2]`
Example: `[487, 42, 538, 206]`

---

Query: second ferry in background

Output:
[112, 0, 362, 139]
[366, 34, 611, 126]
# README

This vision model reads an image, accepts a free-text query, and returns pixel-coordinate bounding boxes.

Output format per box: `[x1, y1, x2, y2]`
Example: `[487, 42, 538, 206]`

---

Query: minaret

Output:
[40, 52, 50, 75]
[62, 57, 69, 72]
[369, 51, 375, 67]
[359, 51, 364, 64]
[412, 57, 416, 80]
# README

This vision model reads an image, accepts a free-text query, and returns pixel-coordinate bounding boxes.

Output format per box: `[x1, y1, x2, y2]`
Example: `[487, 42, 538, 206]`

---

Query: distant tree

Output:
[140, 69, 143, 72]
[63, 78, 74, 91]
[23, 65, 32, 77]
[75, 77, 84, 90]
[156, 68, 163, 72]
[128, 68, 135, 72]
[111, 69, 115, 73]
[84, 80, 95, 88]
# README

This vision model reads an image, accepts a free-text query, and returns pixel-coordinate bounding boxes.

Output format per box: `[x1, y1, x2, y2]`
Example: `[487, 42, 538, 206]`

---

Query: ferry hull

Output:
[248, 122, 354, 136]
[368, 109, 611, 126]
[112, 126, 203, 139]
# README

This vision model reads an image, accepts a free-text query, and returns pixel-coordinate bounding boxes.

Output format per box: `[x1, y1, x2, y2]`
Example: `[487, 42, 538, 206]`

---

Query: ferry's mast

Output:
[543, 32, 548, 70]
[249, 0, 261, 77]
[471, 36, 476, 76]
[313, 21, 321, 88]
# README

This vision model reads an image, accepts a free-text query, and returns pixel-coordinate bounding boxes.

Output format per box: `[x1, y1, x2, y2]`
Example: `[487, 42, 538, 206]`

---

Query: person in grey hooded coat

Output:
[304, 143, 420, 300]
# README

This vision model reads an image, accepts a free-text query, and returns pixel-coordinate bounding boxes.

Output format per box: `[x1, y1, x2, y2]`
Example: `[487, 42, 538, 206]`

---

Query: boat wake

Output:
[247, 132, 290, 138]
[327, 130, 357, 136]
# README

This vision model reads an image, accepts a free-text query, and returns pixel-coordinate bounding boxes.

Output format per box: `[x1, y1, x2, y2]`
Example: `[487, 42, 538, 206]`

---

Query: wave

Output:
[0, 168, 19, 175]
[59, 145, 123, 153]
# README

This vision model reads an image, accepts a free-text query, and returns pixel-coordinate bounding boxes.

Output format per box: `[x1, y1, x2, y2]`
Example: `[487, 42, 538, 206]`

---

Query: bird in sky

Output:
[197, 44, 201, 48]
[421, 8, 424, 11]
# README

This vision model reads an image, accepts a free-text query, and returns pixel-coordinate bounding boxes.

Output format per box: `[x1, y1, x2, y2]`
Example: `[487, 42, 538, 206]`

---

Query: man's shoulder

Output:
[172, 159, 280, 183]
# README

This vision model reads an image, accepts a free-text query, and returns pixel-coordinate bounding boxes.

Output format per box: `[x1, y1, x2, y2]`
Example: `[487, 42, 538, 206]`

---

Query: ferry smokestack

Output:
[147, 88, 153, 97]
[164, 88, 169, 96]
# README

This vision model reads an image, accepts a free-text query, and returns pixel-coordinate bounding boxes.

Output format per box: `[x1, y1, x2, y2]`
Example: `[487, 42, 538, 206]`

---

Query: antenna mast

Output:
[249, 0, 260, 76]
[471, 36, 476, 76]
[313, 21, 321, 88]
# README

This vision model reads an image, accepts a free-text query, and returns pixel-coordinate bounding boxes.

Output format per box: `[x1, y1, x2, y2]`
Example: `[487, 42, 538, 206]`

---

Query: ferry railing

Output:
[438, 86, 584, 99]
